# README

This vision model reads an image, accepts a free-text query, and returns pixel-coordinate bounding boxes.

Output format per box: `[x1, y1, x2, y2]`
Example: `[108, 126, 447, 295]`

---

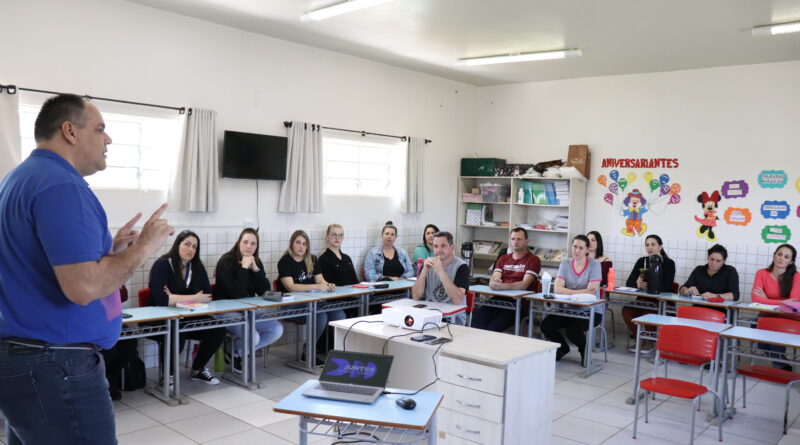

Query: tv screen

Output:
[222, 130, 288, 180]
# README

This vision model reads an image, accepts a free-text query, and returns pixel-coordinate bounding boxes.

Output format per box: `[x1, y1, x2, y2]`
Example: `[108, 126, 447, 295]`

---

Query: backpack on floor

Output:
[121, 351, 147, 391]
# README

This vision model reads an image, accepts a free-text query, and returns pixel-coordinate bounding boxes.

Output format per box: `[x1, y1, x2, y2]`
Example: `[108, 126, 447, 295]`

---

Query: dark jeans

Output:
[0, 340, 116, 445]
[179, 324, 226, 371]
[471, 306, 516, 333]
[541, 313, 603, 354]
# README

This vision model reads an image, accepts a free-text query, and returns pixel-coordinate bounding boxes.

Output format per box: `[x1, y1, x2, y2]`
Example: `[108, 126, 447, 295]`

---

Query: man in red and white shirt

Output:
[471, 228, 540, 332]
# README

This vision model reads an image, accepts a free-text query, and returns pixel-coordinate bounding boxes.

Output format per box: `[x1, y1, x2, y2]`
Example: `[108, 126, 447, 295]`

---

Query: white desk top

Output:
[166, 299, 255, 317]
[732, 302, 800, 317]
[524, 292, 605, 307]
[720, 326, 800, 348]
[381, 298, 466, 316]
[236, 295, 318, 309]
[369, 280, 415, 293]
[657, 293, 738, 309]
[122, 306, 180, 324]
[632, 314, 731, 333]
[330, 315, 558, 367]
[291, 286, 372, 301]
[470, 284, 535, 298]
[604, 287, 665, 298]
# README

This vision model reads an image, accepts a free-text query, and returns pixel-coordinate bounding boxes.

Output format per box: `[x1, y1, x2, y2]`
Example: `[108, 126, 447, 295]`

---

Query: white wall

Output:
[474, 61, 800, 296]
[0, 0, 475, 234]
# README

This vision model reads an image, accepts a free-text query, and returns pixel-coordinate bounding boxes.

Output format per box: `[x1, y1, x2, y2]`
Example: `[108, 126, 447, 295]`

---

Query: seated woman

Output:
[541, 235, 603, 366]
[413, 224, 440, 267]
[148, 230, 224, 385]
[214, 228, 283, 372]
[587, 231, 612, 286]
[751, 244, 799, 369]
[278, 230, 345, 360]
[679, 244, 739, 302]
[318, 224, 359, 286]
[364, 221, 415, 281]
[621, 235, 676, 351]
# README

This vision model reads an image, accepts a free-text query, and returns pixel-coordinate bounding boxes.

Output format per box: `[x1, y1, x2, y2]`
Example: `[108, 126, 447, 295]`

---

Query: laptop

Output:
[302, 350, 393, 404]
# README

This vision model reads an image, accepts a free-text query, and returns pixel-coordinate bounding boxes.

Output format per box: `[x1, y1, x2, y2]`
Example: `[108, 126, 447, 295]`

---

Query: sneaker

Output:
[159, 375, 175, 391]
[191, 368, 220, 385]
[232, 354, 242, 374]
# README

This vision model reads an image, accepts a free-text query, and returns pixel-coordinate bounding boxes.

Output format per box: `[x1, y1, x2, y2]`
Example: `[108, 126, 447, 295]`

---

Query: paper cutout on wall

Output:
[599, 170, 681, 237]
[669, 194, 681, 205]
[609, 170, 619, 182]
[761, 225, 792, 244]
[608, 182, 619, 195]
[670, 183, 681, 195]
[758, 170, 788, 189]
[695, 190, 721, 242]
[604, 193, 614, 205]
[659, 174, 670, 185]
[621, 189, 647, 236]
[649, 179, 659, 192]
[760, 200, 791, 219]
[721, 180, 749, 199]
[660, 184, 670, 196]
[643, 171, 654, 183]
[618, 178, 628, 191]
[597, 175, 607, 186]
[724, 208, 752, 226]
[796, 205, 800, 219]
[796, 177, 800, 193]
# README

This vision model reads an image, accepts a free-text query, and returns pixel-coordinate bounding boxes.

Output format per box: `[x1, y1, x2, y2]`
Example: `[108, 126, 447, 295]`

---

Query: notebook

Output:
[302, 350, 394, 404]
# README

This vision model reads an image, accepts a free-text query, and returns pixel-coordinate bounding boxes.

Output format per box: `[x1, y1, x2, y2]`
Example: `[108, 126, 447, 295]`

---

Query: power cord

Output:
[341, 320, 384, 352]
[382, 320, 455, 396]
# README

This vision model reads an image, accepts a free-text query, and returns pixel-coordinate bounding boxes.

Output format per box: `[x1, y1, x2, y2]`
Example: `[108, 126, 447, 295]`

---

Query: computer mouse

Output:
[396, 397, 416, 410]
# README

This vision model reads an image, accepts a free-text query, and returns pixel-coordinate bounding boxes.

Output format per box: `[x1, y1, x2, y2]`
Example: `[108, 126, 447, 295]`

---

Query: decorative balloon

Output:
[604, 193, 614, 205]
[618, 178, 628, 191]
[659, 173, 670, 185]
[669, 194, 681, 205]
[608, 182, 619, 195]
[609, 170, 619, 182]
[649, 179, 660, 192]
[597, 175, 607, 186]
[627, 172, 637, 183]
[660, 184, 670, 196]
[670, 183, 681, 195]
[643, 171, 654, 183]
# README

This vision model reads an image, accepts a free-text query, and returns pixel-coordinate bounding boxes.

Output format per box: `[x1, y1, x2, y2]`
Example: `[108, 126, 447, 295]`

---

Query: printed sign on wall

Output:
[721, 180, 749, 199]
[760, 201, 791, 219]
[761, 225, 792, 243]
[596, 170, 681, 237]
[723, 208, 752, 226]
[758, 170, 788, 189]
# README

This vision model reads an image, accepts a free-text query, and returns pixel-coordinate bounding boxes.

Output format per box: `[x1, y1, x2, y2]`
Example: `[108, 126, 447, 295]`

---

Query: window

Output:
[18, 104, 181, 191]
[322, 135, 405, 197]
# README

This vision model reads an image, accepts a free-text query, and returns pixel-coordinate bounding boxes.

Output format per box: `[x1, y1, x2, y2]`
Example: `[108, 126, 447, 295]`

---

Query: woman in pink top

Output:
[751, 243, 798, 369]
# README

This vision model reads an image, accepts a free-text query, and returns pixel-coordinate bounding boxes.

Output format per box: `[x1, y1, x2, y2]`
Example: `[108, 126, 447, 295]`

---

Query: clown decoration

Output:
[621, 189, 647, 236]
[695, 190, 721, 241]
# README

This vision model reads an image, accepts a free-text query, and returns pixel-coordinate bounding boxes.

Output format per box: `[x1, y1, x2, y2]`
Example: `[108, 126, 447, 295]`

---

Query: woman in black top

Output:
[680, 244, 740, 301]
[318, 224, 359, 286]
[621, 235, 676, 348]
[278, 230, 345, 358]
[214, 228, 283, 370]
[148, 230, 224, 385]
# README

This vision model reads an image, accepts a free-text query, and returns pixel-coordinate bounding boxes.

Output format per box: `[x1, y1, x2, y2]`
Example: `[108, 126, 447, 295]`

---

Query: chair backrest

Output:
[138, 288, 151, 307]
[676, 306, 726, 323]
[757, 317, 800, 335]
[671, 282, 679, 293]
[600, 261, 612, 287]
[465, 291, 475, 314]
[657, 325, 718, 362]
[119, 285, 128, 303]
[210, 282, 216, 298]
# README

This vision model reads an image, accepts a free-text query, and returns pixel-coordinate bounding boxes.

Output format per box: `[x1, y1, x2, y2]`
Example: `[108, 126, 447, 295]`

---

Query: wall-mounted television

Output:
[222, 130, 288, 180]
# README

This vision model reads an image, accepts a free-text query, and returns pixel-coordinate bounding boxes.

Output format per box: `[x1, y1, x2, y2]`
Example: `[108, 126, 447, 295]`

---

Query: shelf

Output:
[513, 203, 569, 207]
[540, 260, 562, 268]
[528, 229, 569, 234]
[460, 176, 571, 181]
[461, 224, 509, 230]
[459, 201, 511, 205]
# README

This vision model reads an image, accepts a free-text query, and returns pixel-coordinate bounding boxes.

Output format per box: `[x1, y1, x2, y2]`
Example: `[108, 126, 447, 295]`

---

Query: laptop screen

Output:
[319, 350, 393, 388]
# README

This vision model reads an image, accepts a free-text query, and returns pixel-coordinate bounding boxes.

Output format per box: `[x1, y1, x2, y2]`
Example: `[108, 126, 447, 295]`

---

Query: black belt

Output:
[3, 337, 100, 351]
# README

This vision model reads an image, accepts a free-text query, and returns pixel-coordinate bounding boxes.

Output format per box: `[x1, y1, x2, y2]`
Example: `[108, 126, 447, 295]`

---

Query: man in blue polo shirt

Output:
[0, 94, 174, 444]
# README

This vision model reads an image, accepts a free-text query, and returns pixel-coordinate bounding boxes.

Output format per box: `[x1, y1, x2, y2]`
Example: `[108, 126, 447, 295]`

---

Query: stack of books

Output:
[530, 182, 560, 205]
[554, 181, 570, 205]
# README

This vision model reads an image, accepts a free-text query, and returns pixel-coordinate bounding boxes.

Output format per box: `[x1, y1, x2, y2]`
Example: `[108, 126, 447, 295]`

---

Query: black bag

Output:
[121, 352, 147, 391]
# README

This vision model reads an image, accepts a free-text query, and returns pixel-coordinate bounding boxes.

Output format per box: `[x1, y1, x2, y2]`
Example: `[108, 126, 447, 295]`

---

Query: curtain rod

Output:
[0, 84, 186, 114]
[283, 121, 431, 144]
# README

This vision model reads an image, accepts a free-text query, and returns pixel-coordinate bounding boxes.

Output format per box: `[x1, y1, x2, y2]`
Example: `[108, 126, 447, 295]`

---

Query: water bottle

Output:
[607, 267, 615, 291]
[416, 258, 424, 276]
[540, 272, 552, 296]
[646, 255, 663, 295]
[461, 242, 474, 276]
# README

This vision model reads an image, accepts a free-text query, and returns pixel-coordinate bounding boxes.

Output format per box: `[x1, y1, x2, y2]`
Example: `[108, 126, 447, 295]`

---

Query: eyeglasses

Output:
[329, 234, 344, 239]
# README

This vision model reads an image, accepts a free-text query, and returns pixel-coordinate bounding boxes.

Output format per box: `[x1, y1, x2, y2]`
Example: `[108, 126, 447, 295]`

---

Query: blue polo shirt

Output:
[0, 149, 121, 349]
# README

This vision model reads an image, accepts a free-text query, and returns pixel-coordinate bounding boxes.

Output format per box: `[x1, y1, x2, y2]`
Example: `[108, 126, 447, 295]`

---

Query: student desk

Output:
[238, 295, 319, 379]
[274, 379, 442, 445]
[603, 287, 663, 313]
[166, 300, 255, 403]
[627, 314, 731, 407]
[470, 273, 493, 283]
[730, 302, 800, 327]
[120, 306, 181, 405]
[717, 326, 800, 423]
[469, 284, 535, 336]
[365, 280, 415, 312]
[525, 293, 606, 378]
[330, 315, 559, 444]
[656, 293, 739, 324]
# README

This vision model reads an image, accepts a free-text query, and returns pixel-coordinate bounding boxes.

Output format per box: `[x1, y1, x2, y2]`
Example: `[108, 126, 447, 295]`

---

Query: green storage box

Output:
[461, 158, 506, 176]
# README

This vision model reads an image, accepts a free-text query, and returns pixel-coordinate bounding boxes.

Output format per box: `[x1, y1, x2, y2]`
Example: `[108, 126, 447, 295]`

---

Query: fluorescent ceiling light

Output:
[301, 0, 395, 22]
[459, 49, 582, 66]
[751, 21, 800, 36]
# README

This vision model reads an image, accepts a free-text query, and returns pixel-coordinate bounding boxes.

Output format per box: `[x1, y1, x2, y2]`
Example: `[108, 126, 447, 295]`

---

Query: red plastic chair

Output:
[730, 317, 800, 435]
[656, 305, 726, 387]
[465, 291, 476, 326]
[138, 288, 151, 307]
[633, 325, 723, 444]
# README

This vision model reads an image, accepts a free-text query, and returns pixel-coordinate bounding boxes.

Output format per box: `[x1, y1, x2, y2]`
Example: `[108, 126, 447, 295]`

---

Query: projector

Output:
[382, 307, 443, 330]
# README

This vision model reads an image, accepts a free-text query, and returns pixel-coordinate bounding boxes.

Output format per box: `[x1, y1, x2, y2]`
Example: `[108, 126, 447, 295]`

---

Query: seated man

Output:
[411, 231, 470, 325]
[471, 228, 540, 332]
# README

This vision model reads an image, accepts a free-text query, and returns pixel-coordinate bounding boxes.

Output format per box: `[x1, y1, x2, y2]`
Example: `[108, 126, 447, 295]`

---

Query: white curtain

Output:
[168, 108, 218, 212]
[0, 88, 21, 178]
[278, 122, 323, 213]
[402, 136, 424, 213]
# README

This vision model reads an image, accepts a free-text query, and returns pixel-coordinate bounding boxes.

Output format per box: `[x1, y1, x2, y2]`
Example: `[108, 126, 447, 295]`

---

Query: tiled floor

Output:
[1, 343, 798, 444]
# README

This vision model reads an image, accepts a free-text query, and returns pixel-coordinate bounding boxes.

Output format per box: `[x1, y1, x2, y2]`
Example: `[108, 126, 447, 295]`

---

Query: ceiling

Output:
[128, 0, 800, 86]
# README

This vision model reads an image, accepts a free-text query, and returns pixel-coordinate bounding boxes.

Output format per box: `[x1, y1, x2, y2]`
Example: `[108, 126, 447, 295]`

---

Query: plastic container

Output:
[479, 182, 510, 203]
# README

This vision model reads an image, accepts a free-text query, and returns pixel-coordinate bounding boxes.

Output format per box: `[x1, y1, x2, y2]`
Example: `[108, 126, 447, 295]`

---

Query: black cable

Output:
[381, 320, 456, 396]
[341, 320, 384, 352]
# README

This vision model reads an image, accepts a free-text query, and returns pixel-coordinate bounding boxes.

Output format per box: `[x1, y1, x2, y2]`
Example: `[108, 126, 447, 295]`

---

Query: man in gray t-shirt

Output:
[411, 231, 470, 324]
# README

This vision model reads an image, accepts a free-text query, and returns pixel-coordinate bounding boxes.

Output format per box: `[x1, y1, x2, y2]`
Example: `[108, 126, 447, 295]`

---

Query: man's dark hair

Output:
[34, 94, 88, 142]
[433, 231, 454, 245]
[511, 227, 529, 239]
[707, 244, 728, 261]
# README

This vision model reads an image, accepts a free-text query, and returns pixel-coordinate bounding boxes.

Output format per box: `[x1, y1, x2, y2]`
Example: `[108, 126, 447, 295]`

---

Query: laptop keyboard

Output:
[316, 382, 379, 396]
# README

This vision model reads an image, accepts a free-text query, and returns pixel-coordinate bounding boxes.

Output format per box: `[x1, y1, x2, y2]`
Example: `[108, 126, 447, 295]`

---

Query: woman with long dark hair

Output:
[148, 230, 225, 384]
[413, 224, 440, 264]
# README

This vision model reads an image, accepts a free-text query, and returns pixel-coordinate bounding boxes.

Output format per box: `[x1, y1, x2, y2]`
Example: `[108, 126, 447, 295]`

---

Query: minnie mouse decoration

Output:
[694, 191, 721, 241]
